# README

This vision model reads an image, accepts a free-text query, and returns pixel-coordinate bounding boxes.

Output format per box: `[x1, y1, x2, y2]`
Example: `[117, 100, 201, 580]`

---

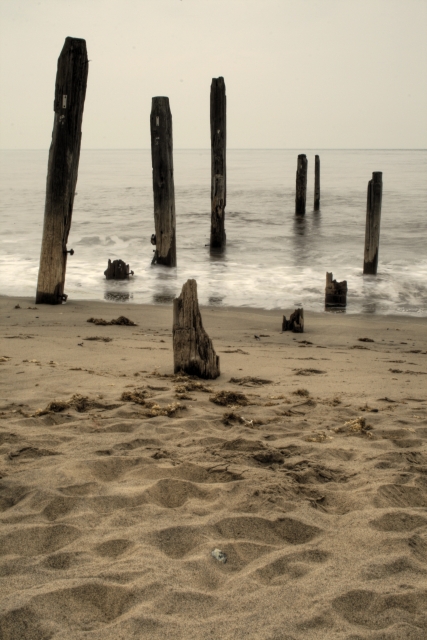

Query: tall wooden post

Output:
[363, 172, 383, 275]
[314, 154, 320, 211]
[295, 154, 307, 215]
[150, 97, 177, 267]
[36, 37, 88, 304]
[210, 77, 226, 249]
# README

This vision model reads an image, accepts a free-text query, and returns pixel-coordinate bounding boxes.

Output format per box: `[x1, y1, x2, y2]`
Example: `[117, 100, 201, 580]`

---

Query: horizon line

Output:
[1, 147, 426, 152]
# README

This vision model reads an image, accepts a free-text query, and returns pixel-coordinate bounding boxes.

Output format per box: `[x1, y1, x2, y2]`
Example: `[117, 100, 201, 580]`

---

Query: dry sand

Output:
[1, 295, 427, 640]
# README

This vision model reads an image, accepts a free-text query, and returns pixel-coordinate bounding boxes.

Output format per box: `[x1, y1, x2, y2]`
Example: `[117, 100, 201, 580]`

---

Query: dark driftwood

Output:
[295, 154, 308, 215]
[314, 155, 320, 211]
[173, 279, 220, 379]
[210, 77, 227, 249]
[150, 97, 177, 267]
[363, 172, 382, 275]
[325, 272, 347, 307]
[36, 37, 88, 304]
[104, 259, 134, 280]
[282, 308, 304, 333]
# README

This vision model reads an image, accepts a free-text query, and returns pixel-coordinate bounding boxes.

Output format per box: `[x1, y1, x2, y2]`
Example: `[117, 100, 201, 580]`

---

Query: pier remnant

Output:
[314, 155, 320, 211]
[104, 259, 134, 280]
[36, 37, 88, 304]
[325, 272, 347, 307]
[282, 308, 304, 333]
[210, 77, 226, 249]
[150, 97, 177, 267]
[173, 279, 220, 379]
[295, 154, 308, 215]
[363, 172, 383, 275]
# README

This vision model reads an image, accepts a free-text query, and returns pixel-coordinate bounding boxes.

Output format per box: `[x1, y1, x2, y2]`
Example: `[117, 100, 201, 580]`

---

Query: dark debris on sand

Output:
[210, 391, 250, 406]
[87, 316, 137, 326]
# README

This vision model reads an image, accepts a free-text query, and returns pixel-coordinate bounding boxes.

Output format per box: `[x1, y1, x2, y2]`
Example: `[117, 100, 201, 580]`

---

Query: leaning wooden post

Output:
[295, 154, 307, 215]
[36, 37, 88, 304]
[314, 154, 320, 211]
[150, 97, 177, 267]
[363, 172, 383, 275]
[173, 279, 220, 379]
[210, 77, 226, 249]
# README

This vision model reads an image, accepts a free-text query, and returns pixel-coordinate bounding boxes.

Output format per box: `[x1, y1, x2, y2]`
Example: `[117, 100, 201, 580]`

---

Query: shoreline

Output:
[2, 293, 427, 324]
[1, 293, 427, 638]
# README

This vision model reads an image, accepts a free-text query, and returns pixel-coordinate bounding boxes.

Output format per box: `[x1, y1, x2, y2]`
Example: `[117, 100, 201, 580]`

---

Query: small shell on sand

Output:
[211, 548, 227, 563]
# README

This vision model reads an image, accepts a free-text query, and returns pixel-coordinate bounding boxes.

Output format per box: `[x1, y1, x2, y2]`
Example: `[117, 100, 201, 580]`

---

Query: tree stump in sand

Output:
[36, 37, 89, 304]
[325, 272, 347, 307]
[282, 308, 304, 332]
[173, 279, 220, 379]
[104, 259, 134, 280]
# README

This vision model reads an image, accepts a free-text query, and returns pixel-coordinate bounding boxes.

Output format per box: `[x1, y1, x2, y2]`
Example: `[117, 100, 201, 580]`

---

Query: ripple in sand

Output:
[0, 524, 81, 556]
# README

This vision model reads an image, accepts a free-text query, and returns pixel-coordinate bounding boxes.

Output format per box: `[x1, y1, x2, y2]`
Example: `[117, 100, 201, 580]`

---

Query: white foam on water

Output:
[1, 149, 426, 316]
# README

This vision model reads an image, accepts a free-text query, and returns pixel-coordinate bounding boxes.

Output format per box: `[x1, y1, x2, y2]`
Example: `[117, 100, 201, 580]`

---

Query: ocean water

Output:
[0, 148, 426, 316]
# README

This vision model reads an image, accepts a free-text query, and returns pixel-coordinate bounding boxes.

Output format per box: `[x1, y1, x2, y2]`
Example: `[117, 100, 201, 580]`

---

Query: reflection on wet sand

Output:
[104, 291, 133, 302]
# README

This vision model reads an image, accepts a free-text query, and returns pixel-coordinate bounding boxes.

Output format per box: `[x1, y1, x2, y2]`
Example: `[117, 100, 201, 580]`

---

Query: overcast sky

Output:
[1, 0, 426, 149]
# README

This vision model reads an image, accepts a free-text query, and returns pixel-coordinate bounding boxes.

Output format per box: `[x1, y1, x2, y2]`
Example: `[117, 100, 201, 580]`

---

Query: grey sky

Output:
[1, 0, 426, 149]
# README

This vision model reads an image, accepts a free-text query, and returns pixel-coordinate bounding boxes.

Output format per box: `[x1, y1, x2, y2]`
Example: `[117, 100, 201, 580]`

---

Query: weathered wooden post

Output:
[325, 272, 347, 307]
[363, 172, 383, 275]
[36, 37, 88, 304]
[314, 154, 320, 211]
[104, 259, 134, 280]
[150, 97, 177, 267]
[210, 77, 226, 249]
[295, 154, 307, 215]
[282, 308, 304, 333]
[173, 279, 220, 379]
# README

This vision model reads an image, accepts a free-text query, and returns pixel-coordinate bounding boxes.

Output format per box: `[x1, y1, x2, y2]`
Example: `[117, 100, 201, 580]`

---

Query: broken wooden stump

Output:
[325, 272, 347, 307]
[104, 259, 134, 280]
[314, 154, 320, 211]
[363, 171, 383, 275]
[173, 279, 220, 379]
[150, 96, 177, 267]
[210, 77, 227, 249]
[282, 308, 304, 333]
[36, 37, 88, 304]
[295, 154, 307, 215]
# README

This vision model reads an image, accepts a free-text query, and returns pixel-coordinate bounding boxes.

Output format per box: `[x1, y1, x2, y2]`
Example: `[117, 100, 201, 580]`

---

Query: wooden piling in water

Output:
[363, 172, 383, 275]
[36, 37, 88, 304]
[150, 97, 177, 267]
[210, 77, 226, 249]
[295, 154, 307, 215]
[314, 155, 320, 211]
[104, 259, 134, 280]
[325, 272, 347, 307]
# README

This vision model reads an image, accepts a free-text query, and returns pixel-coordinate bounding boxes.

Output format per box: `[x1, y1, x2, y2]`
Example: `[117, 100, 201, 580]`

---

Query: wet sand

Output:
[1, 296, 427, 639]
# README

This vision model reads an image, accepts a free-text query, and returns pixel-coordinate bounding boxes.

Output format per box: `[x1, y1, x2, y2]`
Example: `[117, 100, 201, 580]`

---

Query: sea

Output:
[0, 148, 426, 316]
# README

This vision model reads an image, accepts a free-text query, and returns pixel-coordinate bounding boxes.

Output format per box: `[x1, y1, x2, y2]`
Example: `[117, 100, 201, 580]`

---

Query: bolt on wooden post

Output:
[150, 97, 177, 267]
[363, 172, 383, 275]
[295, 154, 308, 215]
[314, 154, 320, 211]
[36, 37, 88, 304]
[210, 77, 226, 249]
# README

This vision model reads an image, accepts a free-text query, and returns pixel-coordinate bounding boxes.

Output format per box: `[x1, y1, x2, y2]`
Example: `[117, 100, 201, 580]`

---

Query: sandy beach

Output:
[1, 295, 427, 639]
